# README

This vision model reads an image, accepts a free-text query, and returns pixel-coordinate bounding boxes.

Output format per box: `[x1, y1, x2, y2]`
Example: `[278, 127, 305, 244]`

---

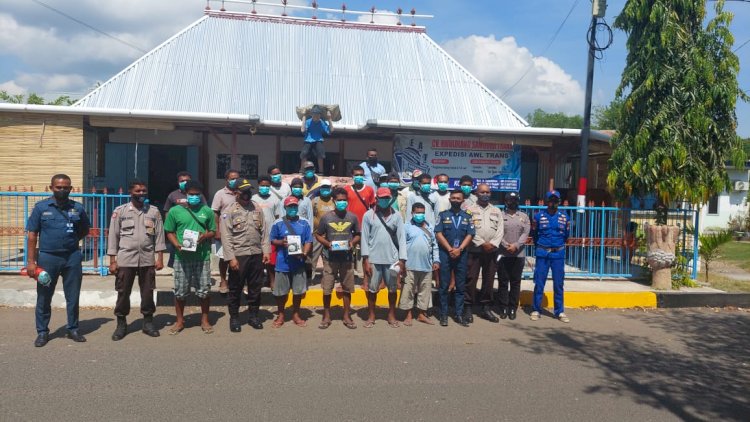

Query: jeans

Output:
[35, 250, 83, 334]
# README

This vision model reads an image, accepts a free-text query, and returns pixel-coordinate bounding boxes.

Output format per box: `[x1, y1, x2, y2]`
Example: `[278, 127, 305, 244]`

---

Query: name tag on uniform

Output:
[66, 222, 74, 233]
[453, 239, 460, 248]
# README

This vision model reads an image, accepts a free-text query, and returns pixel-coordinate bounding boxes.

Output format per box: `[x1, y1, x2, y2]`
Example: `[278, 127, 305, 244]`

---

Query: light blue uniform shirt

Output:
[404, 221, 439, 272]
[359, 161, 386, 190]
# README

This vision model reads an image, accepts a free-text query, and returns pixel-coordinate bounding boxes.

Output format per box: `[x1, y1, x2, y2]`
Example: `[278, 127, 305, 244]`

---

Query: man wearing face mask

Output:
[361, 188, 407, 328]
[300, 105, 332, 173]
[315, 188, 361, 329]
[399, 169, 423, 221]
[345, 166, 375, 277]
[212, 169, 241, 294]
[360, 148, 386, 190]
[458, 175, 478, 209]
[26, 174, 91, 347]
[163, 171, 206, 269]
[466, 183, 504, 324]
[310, 179, 336, 282]
[301, 161, 322, 197]
[221, 180, 271, 332]
[497, 192, 530, 320]
[267, 165, 291, 202]
[434, 190, 475, 327]
[107, 179, 165, 341]
[164, 180, 216, 334]
[400, 203, 440, 326]
[384, 172, 405, 216]
[405, 173, 437, 227]
[280, 178, 313, 222]
[530, 190, 570, 323]
[252, 175, 281, 291]
[433, 173, 452, 217]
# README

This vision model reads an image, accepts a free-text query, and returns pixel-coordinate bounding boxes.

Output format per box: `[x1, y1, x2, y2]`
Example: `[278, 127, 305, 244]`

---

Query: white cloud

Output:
[441, 34, 585, 117]
[0, 80, 26, 95]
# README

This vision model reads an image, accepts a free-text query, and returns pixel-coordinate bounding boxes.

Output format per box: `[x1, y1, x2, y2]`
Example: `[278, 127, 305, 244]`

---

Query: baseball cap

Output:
[506, 192, 519, 200]
[237, 179, 253, 193]
[411, 169, 423, 179]
[284, 196, 299, 207]
[545, 190, 561, 201]
[320, 178, 332, 187]
[376, 187, 392, 198]
[303, 161, 315, 170]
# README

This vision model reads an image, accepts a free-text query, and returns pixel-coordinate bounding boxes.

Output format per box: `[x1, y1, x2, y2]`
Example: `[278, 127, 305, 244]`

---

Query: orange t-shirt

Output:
[345, 184, 375, 224]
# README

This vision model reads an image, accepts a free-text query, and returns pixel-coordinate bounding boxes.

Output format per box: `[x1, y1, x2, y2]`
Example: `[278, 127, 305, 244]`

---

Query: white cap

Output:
[320, 178, 332, 187]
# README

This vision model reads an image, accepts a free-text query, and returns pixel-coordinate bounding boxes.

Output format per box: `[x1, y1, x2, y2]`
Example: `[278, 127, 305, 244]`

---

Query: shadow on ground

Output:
[507, 310, 750, 421]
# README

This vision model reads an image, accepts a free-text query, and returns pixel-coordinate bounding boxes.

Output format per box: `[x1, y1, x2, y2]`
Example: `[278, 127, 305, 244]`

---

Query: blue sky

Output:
[1, 0, 748, 136]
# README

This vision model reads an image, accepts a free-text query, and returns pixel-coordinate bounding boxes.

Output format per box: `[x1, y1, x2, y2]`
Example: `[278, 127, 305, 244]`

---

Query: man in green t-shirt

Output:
[164, 180, 216, 334]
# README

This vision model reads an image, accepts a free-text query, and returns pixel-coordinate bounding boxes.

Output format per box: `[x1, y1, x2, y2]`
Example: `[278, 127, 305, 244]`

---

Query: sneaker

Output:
[530, 311, 540, 321]
[558, 313, 570, 323]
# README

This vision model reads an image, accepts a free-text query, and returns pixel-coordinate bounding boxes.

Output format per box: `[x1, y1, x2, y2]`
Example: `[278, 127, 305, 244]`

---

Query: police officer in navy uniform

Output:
[530, 190, 570, 323]
[434, 190, 475, 327]
[26, 174, 91, 347]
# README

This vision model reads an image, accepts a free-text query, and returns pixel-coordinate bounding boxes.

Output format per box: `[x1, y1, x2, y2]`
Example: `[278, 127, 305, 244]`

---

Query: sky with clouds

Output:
[0, 0, 748, 136]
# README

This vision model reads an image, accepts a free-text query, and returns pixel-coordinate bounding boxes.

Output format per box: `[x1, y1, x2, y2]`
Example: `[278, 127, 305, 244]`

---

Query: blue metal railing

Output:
[0, 192, 130, 275]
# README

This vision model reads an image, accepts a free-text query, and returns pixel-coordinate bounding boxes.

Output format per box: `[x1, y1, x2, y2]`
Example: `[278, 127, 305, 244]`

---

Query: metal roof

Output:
[73, 11, 528, 129]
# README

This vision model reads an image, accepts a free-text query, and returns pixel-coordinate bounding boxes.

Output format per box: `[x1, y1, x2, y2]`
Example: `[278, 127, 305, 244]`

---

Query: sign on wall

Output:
[392, 134, 521, 191]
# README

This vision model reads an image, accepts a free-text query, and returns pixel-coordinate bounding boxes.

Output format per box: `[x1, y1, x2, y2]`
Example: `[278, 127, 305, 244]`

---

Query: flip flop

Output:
[343, 321, 357, 329]
[293, 319, 307, 328]
[168, 326, 184, 336]
[272, 318, 284, 328]
[363, 321, 375, 328]
[418, 317, 435, 325]
[318, 321, 331, 330]
[201, 326, 214, 334]
[387, 320, 400, 328]
[403, 320, 413, 327]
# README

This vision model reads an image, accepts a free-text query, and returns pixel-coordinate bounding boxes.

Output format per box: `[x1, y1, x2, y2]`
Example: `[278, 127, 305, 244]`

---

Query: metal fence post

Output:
[692, 209, 700, 280]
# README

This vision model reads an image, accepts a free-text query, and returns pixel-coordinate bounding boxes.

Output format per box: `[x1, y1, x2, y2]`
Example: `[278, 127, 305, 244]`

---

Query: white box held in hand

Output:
[286, 235, 302, 255]
[182, 229, 200, 252]
[330, 240, 350, 251]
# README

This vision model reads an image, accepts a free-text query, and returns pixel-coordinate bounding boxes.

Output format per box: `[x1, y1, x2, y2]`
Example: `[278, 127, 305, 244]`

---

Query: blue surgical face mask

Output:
[412, 213, 425, 224]
[460, 185, 472, 195]
[437, 182, 449, 192]
[271, 174, 282, 184]
[292, 187, 303, 197]
[388, 182, 400, 190]
[304, 170, 315, 179]
[320, 188, 331, 197]
[187, 194, 201, 206]
[179, 181, 187, 191]
[412, 181, 420, 190]
[420, 184, 431, 193]
[228, 178, 238, 189]
[377, 198, 391, 209]
[285, 207, 298, 218]
[335, 200, 348, 211]
[258, 186, 270, 196]
[353, 175, 365, 185]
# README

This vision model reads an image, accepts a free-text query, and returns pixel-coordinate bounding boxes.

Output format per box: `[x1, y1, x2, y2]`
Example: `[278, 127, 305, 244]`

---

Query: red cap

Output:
[376, 187, 392, 198]
[283, 196, 299, 206]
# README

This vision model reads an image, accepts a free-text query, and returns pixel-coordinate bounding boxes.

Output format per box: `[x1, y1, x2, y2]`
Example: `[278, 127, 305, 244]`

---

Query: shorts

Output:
[321, 259, 355, 295]
[273, 267, 307, 296]
[212, 240, 224, 260]
[367, 263, 398, 293]
[300, 141, 326, 160]
[173, 259, 212, 299]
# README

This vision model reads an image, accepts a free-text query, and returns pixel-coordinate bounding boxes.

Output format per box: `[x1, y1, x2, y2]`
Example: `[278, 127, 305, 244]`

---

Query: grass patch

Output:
[717, 241, 750, 271]
[697, 272, 750, 293]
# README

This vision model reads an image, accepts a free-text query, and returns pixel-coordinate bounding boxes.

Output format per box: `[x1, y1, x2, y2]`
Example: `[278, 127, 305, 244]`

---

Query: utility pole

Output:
[577, 0, 607, 209]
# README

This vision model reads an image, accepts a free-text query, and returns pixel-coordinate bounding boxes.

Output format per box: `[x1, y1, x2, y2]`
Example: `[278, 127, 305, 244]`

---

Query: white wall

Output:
[700, 168, 750, 230]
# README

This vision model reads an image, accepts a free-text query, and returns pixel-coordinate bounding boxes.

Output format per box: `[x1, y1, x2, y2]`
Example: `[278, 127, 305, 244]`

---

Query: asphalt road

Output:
[1, 306, 748, 422]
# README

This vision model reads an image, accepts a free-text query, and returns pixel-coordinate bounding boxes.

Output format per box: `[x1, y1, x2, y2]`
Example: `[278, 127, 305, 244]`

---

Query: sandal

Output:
[558, 313, 570, 323]
[318, 321, 331, 330]
[272, 318, 284, 328]
[293, 319, 307, 328]
[530, 311, 540, 321]
[201, 326, 214, 334]
[363, 321, 375, 328]
[403, 319, 413, 327]
[387, 320, 400, 328]
[168, 326, 184, 335]
[343, 321, 357, 329]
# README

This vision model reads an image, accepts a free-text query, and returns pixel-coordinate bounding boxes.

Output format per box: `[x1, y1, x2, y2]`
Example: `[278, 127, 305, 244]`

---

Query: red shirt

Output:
[345, 184, 375, 224]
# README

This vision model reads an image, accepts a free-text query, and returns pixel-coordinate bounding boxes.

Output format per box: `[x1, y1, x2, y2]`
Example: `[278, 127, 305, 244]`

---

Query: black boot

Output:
[463, 306, 474, 324]
[142, 315, 160, 337]
[507, 307, 517, 320]
[112, 316, 127, 341]
[229, 315, 242, 333]
[480, 305, 500, 323]
[247, 307, 263, 330]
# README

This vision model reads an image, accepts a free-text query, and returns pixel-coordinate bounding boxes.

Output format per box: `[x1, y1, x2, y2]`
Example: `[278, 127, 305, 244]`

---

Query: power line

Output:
[500, 0, 581, 99]
[735, 38, 750, 52]
[31, 0, 147, 54]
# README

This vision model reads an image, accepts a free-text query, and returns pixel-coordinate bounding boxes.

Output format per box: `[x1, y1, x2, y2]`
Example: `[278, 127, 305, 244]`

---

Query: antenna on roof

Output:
[250, 0, 256, 14]
[341, 3, 346, 23]
[281, 0, 287, 17]
[396, 7, 402, 26]
[312, 1, 318, 19]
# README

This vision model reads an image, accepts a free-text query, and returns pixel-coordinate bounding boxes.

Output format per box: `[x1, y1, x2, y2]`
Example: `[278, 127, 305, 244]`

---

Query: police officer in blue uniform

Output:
[26, 174, 91, 347]
[434, 190, 475, 327]
[530, 190, 570, 323]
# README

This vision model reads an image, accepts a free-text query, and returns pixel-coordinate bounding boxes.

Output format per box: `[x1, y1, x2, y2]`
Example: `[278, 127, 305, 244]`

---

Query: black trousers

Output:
[497, 257, 525, 310]
[227, 254, 264, 316]
[465, 250, 498, 307]
[114, 266, 156, 317]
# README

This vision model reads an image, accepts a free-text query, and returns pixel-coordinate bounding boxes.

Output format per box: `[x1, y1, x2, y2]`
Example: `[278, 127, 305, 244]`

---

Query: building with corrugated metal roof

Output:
[0, 8, 612, 206]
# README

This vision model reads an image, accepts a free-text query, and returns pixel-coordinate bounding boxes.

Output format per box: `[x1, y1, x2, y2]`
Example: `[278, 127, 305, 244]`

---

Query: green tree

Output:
[607, 0, 747, 206]
[698, 230, 732, 282]
[525, 108, 583, 129]
[592, 98, 623, 130]
[0, 90, 75, 106]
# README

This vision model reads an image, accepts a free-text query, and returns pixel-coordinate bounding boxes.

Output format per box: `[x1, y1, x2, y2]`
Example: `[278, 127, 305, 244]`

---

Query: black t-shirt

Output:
[316, 211, 360, 261]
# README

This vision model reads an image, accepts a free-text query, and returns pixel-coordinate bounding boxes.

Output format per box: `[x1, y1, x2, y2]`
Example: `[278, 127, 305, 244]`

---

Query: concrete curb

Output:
[655, 292, 750, 308]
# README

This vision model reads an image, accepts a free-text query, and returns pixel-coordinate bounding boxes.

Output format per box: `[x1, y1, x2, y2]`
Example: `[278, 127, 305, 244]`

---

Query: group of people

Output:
[25, 160, 571, 347]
